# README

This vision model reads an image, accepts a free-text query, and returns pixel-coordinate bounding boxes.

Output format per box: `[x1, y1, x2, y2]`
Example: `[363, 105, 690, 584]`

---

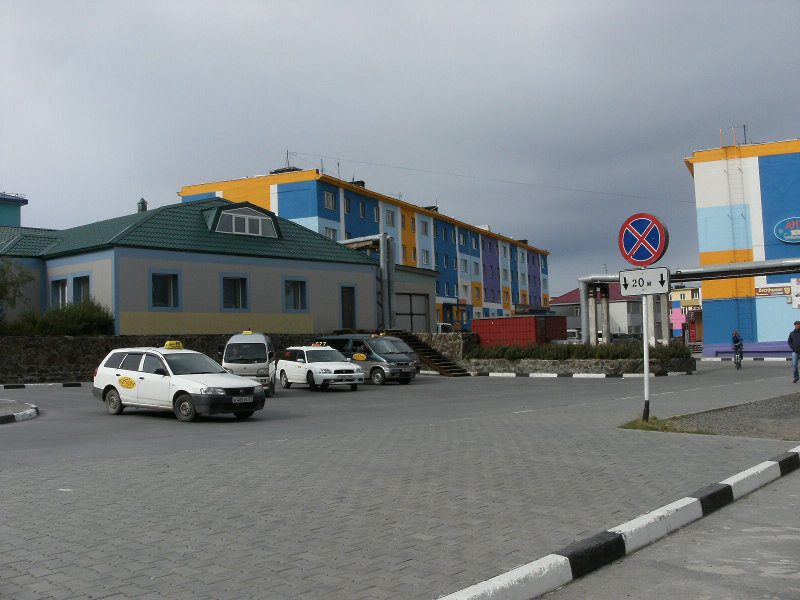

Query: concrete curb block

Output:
[0, 402, 39, 424]
[700, 357, 790, 362]
[437, 446, 800, 600]
[2, 382, 83, 389]
[474, 372, 692, 379]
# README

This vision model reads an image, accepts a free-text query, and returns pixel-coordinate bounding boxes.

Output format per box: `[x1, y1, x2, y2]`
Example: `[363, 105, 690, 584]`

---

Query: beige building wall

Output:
[115, 251, 377, 335]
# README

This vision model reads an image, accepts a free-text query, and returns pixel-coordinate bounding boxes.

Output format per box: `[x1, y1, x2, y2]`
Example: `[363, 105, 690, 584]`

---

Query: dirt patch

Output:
[671, 393, 800, 442]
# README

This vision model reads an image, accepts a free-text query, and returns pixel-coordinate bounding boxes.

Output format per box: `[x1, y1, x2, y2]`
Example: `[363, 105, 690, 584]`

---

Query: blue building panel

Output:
[696, 204, 752, 253]
[759, 153, 800, 283]
[276, 181, 318, 220]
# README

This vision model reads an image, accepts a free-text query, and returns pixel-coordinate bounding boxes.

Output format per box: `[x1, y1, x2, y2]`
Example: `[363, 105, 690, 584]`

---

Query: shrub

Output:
[0, 299, 114, 335]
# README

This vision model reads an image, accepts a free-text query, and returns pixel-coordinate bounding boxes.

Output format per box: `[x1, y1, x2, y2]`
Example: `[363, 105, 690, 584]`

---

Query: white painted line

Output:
[719, 461, 782, 500]
[529, 373, 558, 378]
[489, 372, 517, 378]
[622, 373, 655, 378]
[666, 372, 689, 376]
[420, 370, 440, 376]
[573, 373, 607, 379]
[609, 497, 703, 554]
[437, 553, 573, 600]
[513, 410, 534, 414]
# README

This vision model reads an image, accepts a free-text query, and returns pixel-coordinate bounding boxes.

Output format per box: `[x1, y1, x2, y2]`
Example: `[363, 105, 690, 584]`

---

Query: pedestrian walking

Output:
[788, 321, 800, 383]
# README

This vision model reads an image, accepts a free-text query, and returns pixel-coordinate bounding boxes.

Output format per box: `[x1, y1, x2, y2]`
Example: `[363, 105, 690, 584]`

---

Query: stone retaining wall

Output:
[458, 357, 696, 376]
[414, 332, 480, 361]
[0, 334, 314, 384]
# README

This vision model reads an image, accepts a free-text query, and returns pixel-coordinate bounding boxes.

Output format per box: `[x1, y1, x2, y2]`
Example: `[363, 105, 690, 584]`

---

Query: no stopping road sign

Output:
[618, 213, 669, 266]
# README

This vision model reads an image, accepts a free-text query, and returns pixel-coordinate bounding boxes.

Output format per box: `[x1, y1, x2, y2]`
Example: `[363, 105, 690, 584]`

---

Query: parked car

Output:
[92, 341, 267, 422]
[220, 330, 276, 396]
[314, 333, 417, 384]
[277, 344, 364, 391]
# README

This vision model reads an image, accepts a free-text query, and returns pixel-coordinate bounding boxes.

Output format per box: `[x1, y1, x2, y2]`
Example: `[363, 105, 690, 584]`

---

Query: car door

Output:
[135, 353, 172, 408]
[291, 349, 309, 383]
[115, 352, 144, 405]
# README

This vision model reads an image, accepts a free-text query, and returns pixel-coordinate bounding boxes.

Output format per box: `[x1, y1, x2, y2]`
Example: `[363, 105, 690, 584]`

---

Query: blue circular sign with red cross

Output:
[618, 213, 669, 266]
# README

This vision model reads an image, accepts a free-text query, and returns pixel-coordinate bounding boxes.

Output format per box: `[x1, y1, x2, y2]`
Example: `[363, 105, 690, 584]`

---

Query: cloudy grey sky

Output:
[2, 1, 799, 295]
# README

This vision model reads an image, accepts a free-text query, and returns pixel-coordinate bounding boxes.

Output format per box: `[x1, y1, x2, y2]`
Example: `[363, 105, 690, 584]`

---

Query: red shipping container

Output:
[471, 315, 567, 347]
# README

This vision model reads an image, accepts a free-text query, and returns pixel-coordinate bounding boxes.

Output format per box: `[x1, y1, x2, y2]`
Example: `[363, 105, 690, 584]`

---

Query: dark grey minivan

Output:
[314, 334, 419, 385]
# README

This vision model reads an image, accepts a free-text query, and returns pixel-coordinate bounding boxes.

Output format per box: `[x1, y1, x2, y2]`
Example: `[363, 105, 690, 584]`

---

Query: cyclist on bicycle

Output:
[732, 330, 743, 367]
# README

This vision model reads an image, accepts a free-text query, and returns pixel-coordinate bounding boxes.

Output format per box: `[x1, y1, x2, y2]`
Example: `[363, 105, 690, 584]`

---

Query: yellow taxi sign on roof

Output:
[311, 341, 328, 346]
[164, 340, 183, 349]
[242, 330, 253, 335]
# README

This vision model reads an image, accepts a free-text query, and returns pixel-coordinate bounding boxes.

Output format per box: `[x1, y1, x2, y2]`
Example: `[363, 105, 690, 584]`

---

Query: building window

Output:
[222, 276, 248, 310]
[434, 252, 439, 267]
[443, 255, 448, 269]
[459, 232, 466, 246]
[411, 217, 416, 233]
[216, 208, 277, 237]
[503, 291, 510, 303]
[421, 221, 428, 236]
[503, 246, 508, 258]
[421, 249, 430, 266]
[412, 247, 417, 261]
[345, 231, 351, 240]
[324, 227, 337, 240]
[472, 237, 478, 250]
[520, 251, 525, 262]
[402, 245, 407, 260]
[692, 290, 700, 299]
[373, 206, 380, 222]
[324, 191, 336, 210]
[473, 262, 479, 275]
[344, 196, 350, 214]
[461, 284, 468, 298]
[360, 202, 366, 218]
[521, 273, 527, 285]
[386, 210, 395, 227]
[402, 214, 406, 229]
[72, 275, 90, 303]
[151, 272, 180, 309]
[445, 282, 450, 296]
[503, 269, 509, 282]
[284, 279, 308, 312]
[433, 224, 438, 237]
[627, 302, 642, 314]
[461, 259, 467, 272]
[451, 230, 456, 243]
[50, 278, 67, 308]
[474, 287, 481, 300]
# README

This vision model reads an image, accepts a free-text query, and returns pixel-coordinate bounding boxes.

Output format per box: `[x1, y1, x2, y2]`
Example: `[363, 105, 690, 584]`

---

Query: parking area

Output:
[1, 364, 798, 599]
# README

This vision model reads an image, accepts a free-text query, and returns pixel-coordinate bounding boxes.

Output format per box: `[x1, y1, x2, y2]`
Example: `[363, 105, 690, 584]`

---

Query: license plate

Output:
[232, 396, 251, 404]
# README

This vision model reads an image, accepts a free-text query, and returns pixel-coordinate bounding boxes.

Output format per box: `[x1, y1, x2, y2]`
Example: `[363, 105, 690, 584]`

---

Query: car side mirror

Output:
[154, 368, 168, 376]
[297, 358, 305, 363]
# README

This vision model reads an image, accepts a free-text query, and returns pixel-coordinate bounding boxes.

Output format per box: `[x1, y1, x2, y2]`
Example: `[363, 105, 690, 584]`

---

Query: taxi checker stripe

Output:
[625, 221, 658, 259]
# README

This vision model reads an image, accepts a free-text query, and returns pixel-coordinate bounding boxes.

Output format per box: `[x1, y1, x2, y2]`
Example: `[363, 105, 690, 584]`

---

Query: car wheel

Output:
[174, 393, 197, 422]
[370, 368, 386, 385]
[266, 375, 276, 397]
[280, 371, 291, 389]
[350, 383, 358, 391]
[307, 371, 317, 389]
[234, 410, 254, 419]
[320, 381, 330, 390]
[105, 388, 124, 415]
[399, 379, 411, 385]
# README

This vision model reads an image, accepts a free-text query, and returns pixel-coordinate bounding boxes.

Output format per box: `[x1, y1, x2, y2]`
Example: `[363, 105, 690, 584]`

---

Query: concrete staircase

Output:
[387, 331, 471, 377]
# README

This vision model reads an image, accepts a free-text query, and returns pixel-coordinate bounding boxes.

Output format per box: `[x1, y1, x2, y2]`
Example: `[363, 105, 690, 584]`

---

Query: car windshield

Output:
[224, 342, 267, 363]
[164, 352, 227, 375]
[367, 338, 405, 354]
[306, 349, 346, 363]
[385, 339, 414, 354]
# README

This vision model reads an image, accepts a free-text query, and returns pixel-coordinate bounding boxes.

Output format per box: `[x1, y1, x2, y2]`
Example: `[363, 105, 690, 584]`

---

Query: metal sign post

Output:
[618, 214, 670, 424]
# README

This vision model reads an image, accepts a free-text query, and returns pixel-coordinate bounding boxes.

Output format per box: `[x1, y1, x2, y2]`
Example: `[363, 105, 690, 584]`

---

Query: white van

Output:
[221, 331, 277, 396]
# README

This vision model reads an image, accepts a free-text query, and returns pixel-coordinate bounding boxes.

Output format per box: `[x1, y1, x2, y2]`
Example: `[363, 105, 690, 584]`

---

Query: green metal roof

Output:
[0, 199, 377, 266]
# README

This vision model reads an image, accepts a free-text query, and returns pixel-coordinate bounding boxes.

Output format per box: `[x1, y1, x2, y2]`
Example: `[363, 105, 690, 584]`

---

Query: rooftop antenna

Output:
[337, 161, 341, 179]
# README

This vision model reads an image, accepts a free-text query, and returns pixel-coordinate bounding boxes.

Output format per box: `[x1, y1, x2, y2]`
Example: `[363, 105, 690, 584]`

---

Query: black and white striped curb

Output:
[0, 402, 39, 424]
[473, 372, 692, 378]
[701, 357, 790, 362]
[2, 382, 83, 389]
[438, 445, 800, 600]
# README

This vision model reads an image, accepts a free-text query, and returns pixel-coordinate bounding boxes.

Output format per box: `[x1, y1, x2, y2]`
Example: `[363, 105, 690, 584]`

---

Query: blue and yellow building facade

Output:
[180, 170, 549, 330]
[686, 138, 800, 356]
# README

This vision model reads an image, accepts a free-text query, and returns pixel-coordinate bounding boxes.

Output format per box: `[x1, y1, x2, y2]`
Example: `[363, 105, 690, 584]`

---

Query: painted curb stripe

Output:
[440, 447, 800, 600]
[555, 531, 626, 579]
[3, 384, 25, 389]
[2, 382, 82, 388]
[437, 554, 572, 600]
[689, 483, 734, 515]
[488, 373, 516, 378]
[529, 373, 558, 378]
[572, 373, 607, 379]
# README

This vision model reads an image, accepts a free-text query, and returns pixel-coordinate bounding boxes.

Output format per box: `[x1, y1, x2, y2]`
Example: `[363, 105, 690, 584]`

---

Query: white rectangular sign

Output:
[619, 267, 670, 297]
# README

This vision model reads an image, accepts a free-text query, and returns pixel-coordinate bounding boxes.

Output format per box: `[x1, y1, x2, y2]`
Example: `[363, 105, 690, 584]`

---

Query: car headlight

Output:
[354, 366, 363, 373]
[200, 387, 226, 395]
[316, 368, 332, 374]
[257, 368, 268, 375]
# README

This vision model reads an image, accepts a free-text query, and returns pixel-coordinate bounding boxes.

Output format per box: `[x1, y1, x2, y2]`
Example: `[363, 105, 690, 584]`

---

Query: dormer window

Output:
[216, 207, 277, 238]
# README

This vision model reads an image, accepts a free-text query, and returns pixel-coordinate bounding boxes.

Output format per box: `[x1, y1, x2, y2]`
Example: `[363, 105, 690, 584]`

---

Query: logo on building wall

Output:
[774, 217, 800, 243]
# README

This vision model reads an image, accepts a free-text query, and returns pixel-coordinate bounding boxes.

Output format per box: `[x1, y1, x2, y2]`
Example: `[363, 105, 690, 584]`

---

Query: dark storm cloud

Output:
[2, 0, 799, 295]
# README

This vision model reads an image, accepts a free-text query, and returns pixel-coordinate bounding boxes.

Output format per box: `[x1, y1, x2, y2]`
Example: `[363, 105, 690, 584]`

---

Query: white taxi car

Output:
[92, 341, 267, 421]
[277, 344, 364, 391]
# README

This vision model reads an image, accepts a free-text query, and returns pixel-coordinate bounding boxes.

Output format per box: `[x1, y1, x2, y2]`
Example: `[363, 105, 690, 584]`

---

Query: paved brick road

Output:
[1, 364, 796, 599]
